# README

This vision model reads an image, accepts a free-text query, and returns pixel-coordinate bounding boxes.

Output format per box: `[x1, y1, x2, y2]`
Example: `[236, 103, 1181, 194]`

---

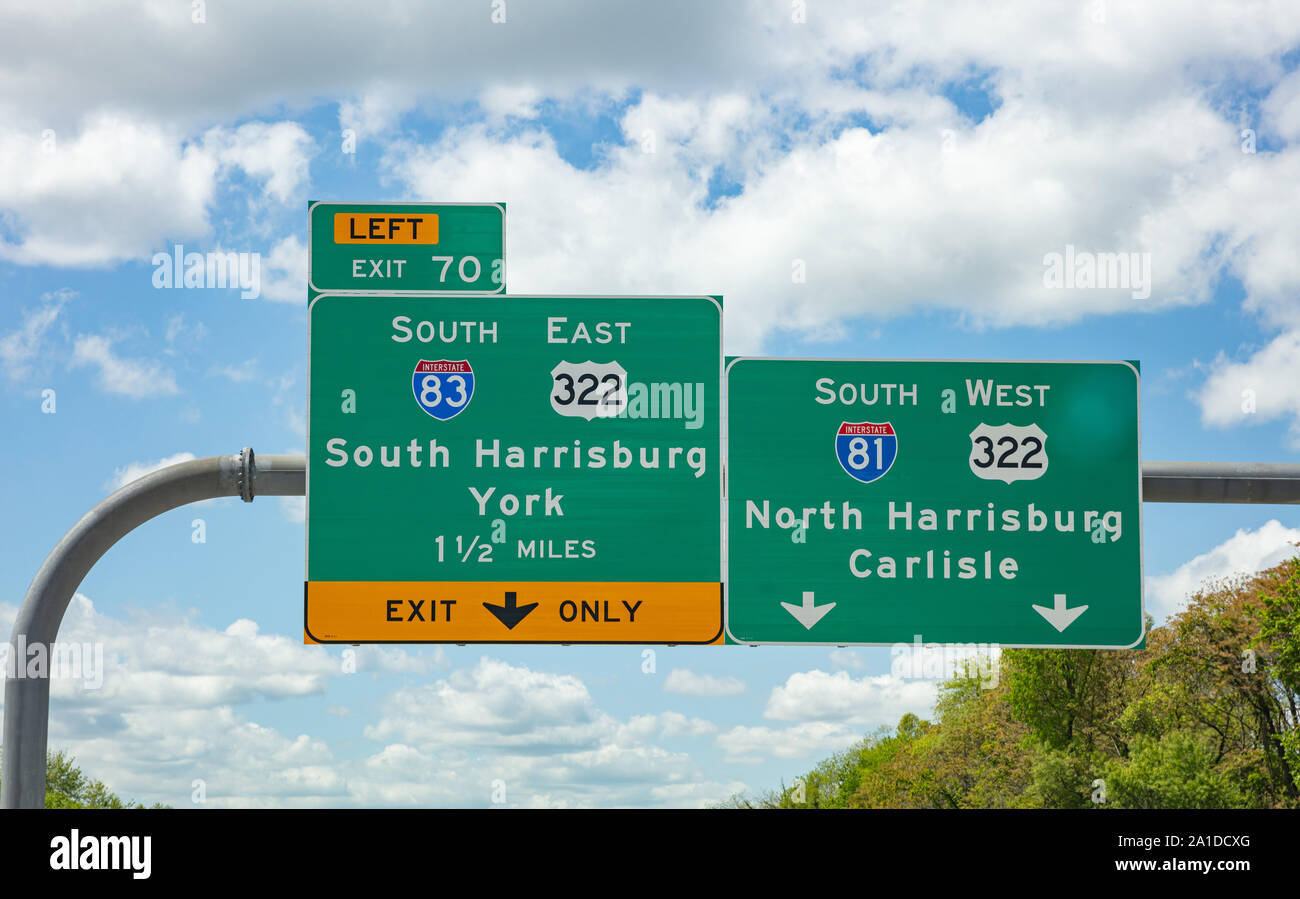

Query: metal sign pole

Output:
[1, 454, 1296, 808]
[1, 449, 303, 809]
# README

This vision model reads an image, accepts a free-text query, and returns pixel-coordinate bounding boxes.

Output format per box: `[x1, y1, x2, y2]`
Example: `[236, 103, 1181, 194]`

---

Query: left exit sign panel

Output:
[308, 201, 505, 295]
[305, 293, 724, 644]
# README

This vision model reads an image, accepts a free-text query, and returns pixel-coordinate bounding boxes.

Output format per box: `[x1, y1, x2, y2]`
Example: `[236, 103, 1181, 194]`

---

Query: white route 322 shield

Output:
[968, 422, 1048, 484]
[550, 360, 628, 420]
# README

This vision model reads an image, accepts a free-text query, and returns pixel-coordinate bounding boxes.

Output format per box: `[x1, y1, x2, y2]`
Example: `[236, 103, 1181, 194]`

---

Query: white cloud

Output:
[0, 289, 71, 382]
[480, 84, 543, 121]
[0, 595, 461, 808]
[209, 359, 257, 382]
[1195, 331, 1300, 446]
[663, 668, 746, 696]
[716, 721, 861, 764]
[5, 2, 1297, 134]
[260, 235, 307, 303]
[163, 313, 207, 352]
[70, 333, 179, 398]
[0, 116, 217, 266]
[3, 3, 1300, 410]
[764, 669, 937, 727]
[384, 91, 1271, 353]
[362, 657, 608, 751]
[829, 649, 866, 670]
[1144, 520, 1300, 621]
[279, 496, 306, 523]
[105, 452, 197, 492]
[0, 646, 723, 807]
[1262, 67, 1300, 143]
[707, 667, 938, 764]
[0, 116, 312, 267]
[203, 121, 314, 204]
[657, 711, 717, 739]
[348, 658, 733, 806]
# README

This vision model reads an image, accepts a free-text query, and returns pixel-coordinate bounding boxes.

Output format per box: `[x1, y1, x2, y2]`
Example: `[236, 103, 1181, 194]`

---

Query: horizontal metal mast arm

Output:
[1142, 461, 1300, 504]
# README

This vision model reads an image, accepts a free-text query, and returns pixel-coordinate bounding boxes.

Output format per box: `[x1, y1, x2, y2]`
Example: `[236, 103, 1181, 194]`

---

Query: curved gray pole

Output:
[2, 449, 304, 809]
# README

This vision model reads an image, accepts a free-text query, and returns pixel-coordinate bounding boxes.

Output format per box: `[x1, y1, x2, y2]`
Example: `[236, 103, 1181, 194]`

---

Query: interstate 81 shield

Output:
[835, 421, 898, 484]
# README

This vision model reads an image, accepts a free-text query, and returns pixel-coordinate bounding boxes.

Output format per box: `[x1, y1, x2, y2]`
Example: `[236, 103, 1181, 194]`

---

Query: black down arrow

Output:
[483, 591, 538, 630]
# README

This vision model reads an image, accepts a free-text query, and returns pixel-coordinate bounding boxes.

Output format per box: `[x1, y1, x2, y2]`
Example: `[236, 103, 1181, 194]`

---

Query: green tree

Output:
[1101, 732, 1246, 809]
[719, 554, 1300, 810]
[0, 748, 169, 809]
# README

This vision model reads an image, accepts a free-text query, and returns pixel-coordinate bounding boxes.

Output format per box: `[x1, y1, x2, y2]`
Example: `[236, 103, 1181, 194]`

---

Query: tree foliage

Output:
[718, 554, 1300, 809]
[0, 749, 169, 809]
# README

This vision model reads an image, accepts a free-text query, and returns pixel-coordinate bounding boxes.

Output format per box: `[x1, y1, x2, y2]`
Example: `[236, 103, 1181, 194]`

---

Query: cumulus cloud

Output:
[0, 116, 312, 267]
[0, 116, 217, 266]
[345, 658, 732, 805]
[259, 235, 308, 303]
[716, 721, 862, 764]
[209, 359, 258, 382]
[658, 711, 718, 739]
[104, 451, 197, 492]
[0, 289, 72, 383]
[279, 496, 306, 524]
[0, 599, 737, 807]
[363, 657, 610, 751]
[4, 3, 1300, 401]
[1144, 520, 1300, 621]
[70, 334, 179, 398]
[4, 2, 1296, 133]
[708, 667, 938, 764]
[1196, 331, 1300, 446]
[1262, 67, 1300, 144]
[764, 669, 937, 726]
[829, 649, 867, 670]
[384, 89, 1282, 353]
[0, 596, 468, 808]
[664, 668, 746, 697]
[203, 121, 314, 205]
[339, 84, 421, 142]
[353, 658, 732, 806]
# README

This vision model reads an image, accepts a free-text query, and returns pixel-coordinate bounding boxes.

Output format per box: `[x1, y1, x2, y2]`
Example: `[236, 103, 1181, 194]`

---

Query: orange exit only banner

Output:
[304, 581, 724, 644]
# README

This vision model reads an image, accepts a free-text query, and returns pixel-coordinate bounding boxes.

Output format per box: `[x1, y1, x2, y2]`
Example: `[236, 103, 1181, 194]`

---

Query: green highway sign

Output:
[725, 359, 1143, 648]
[306, 293, 723, 644]
[308, 201, 505, 295]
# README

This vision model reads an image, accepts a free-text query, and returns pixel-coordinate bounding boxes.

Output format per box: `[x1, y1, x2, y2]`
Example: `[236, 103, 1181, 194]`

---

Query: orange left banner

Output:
[332, 213, 439, 244]
[304, 581, 723, 644]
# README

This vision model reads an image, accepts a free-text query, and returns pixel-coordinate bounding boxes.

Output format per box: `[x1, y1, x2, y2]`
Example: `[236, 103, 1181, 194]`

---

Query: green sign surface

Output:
[725, 359, 1142, 648]
[308, 201, 505, 295]
[306, 293, 723, 644]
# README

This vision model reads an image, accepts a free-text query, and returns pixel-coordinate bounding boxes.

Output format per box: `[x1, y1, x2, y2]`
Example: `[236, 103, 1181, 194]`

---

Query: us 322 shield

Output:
[412, 359, 474, 420]
[835, 421, 897, 484]
[550, 360, 627, 420]
[968, 422, 1048, 484]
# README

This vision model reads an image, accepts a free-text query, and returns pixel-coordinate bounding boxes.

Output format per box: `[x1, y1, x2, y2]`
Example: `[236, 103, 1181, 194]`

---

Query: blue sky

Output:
[3, 1, 1300, 807]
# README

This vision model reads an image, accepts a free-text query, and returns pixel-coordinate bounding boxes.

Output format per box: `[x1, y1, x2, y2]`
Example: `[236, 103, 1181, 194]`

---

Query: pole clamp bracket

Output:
[238, 447, 255, 502]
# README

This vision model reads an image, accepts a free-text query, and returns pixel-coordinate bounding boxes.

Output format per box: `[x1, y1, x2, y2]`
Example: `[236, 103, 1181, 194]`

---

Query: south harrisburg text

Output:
[323, 437, 709, 478]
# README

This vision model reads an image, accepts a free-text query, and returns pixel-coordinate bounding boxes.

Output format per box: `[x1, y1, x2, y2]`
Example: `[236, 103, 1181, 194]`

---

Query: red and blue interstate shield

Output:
[835, 421, 897, 483]
[412, 359, 474, 420]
